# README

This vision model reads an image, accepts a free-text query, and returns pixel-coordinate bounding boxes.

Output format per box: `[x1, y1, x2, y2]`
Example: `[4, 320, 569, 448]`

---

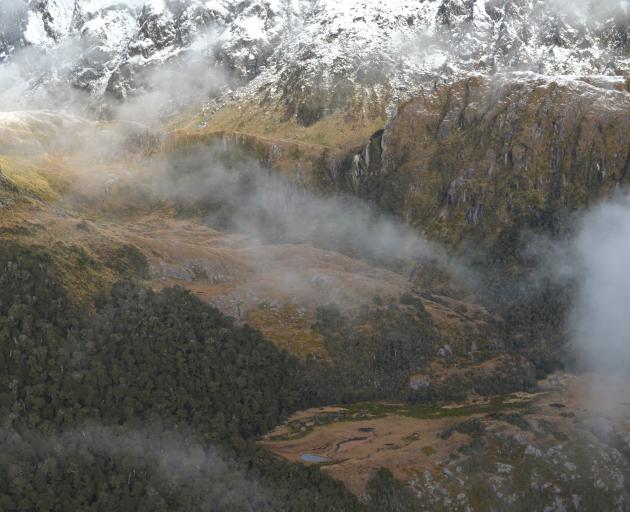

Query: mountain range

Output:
[1, 1, 630, 511]
[2, 0, 628, 112]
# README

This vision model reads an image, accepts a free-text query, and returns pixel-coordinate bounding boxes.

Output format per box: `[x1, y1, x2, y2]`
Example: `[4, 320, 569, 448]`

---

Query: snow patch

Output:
[23, 11, 49, 46]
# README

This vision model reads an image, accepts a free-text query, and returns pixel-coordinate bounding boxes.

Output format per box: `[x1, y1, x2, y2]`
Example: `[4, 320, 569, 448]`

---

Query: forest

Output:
[0, 242, 366, 511]
[0, 239, 566, 511]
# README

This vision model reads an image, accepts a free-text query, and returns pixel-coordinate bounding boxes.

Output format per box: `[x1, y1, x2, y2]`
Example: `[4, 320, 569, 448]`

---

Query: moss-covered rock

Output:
[341, 75, 630, 252]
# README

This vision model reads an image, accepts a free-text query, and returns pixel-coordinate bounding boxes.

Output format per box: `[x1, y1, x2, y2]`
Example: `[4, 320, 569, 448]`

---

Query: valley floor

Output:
[2, 111, 630, 510]
[263, 373, 630, 508]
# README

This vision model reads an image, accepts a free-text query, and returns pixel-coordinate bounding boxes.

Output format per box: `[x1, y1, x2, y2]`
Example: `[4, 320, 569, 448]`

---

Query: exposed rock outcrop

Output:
[2, 0, 629, 119]
[343, 74, 630, 250]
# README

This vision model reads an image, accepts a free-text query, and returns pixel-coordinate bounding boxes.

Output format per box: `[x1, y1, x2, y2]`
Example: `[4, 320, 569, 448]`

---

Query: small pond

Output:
[301, 453, 327, 463]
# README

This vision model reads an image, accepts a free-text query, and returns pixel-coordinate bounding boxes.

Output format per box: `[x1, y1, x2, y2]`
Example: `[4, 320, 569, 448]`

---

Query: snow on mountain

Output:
[250, 0, 629, 97]
[0, 0, 628, 116]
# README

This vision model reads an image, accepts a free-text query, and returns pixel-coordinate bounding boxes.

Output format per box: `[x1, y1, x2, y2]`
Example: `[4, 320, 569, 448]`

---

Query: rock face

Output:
[0, 0, 73, 61]
[239, 0, 630, 126]
[2, 2, 630, 254]
[341, 74, 630, 250]
[1, 0, 628, 119]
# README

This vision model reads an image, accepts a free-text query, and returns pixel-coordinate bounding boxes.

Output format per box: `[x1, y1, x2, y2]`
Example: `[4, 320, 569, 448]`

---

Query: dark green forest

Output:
[0, 242, 366, 511]
[0, 240, 566, 511]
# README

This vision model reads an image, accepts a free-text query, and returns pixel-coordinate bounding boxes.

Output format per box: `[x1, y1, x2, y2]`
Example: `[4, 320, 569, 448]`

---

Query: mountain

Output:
[2, 1, 630, 511]
[2, 0, 629, 115]
[343, 73, 630, 249]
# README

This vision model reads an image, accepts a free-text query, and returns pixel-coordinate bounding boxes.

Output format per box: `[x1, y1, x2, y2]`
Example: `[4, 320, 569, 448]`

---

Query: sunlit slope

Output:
[0, 110, 482, 359]
[169, 74, 630, 258]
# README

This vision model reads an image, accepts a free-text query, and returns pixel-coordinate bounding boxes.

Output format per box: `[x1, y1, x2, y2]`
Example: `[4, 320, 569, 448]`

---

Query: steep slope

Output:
[0, 110, 484, 361]
[2, 2, 630, 509]
[2, 0, 628, 120]
[341, 74, 630, 250]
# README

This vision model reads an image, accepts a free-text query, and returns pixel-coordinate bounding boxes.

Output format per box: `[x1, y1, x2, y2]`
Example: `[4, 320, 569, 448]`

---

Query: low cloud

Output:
[150, 145, 471, 283]
[0, 9, 230, 122]
[2, 424, 270, 507]
[567, 196, 630, 372]
[523, 194, 630, 411]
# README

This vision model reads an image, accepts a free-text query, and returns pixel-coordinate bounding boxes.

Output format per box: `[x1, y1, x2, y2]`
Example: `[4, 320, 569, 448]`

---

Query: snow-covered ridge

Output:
[0, 0, 628, 114]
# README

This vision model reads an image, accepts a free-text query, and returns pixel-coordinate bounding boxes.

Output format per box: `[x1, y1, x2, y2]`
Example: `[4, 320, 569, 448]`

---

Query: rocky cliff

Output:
[2, 0, 629, 120]
[338, 74, 630, 251]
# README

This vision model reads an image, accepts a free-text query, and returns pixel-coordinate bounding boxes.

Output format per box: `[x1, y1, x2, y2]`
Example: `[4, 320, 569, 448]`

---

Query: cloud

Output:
[547, 0, 629, 20]
[0, 5, 230, 119]
[108, 33, 232, 124]
[151, 145, 471, 282]
[523, 193, 630, 411]
[0, 38, 89, 112]
[1, 424, 270, 507]
[568, 196, 630, 372]
[83, 0, 145, 8]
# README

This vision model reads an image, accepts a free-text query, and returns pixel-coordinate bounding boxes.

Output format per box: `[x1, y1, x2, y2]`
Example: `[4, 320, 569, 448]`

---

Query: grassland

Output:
[265, 393, 536, 443]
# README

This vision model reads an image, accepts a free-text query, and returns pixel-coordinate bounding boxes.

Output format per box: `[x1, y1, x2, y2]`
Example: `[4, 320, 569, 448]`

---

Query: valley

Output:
[1, 0, 630, 510]
[1, 101, 625, 509]
[264, 374, 630, 509]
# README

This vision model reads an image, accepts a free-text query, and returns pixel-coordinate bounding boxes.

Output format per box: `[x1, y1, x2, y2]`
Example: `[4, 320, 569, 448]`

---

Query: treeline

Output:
[473, 227, 573, 376]
[0, 242, 363, 511]
[313, 293, 438, 401]
[312, 292, 538, 404]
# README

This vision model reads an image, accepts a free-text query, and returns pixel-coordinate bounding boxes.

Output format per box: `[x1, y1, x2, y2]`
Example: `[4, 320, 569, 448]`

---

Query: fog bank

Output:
[568, 197, 630, 373]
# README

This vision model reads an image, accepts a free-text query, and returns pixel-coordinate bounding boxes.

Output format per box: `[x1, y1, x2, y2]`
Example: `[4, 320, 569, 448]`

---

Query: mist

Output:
[520, 195, 630, 411]
[109, 38, 232, 125]
[152, 145, 470, 282]
[0, 39, 89, 112]
[0, 18, 471, 287]
[568, 196, 630, 373]
[388, 0, 629, 79]
[0, 13, 230, 123]
[1, 424, 270, 508]
[548, 0, 629, 20]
